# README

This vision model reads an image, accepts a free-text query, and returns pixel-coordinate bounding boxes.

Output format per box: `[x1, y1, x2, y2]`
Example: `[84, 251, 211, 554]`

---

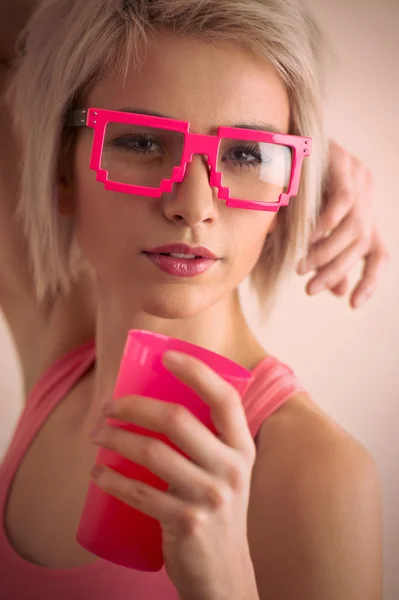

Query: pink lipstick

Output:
[142, 243, 220, 277]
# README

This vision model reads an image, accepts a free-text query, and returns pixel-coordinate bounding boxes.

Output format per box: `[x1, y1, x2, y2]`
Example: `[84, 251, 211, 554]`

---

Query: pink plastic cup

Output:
[76, 329, 254, 571]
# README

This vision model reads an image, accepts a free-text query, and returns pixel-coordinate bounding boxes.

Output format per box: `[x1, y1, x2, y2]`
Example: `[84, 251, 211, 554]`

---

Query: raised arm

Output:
[0, 1, 43, 306]
[0, 1, 39, 64]
[0, 2, 96, 395]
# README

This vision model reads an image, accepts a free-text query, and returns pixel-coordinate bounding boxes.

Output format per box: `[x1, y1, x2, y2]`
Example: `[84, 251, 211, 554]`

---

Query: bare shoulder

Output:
[254, 392, 379, 475]
[247, 393, 382, 600]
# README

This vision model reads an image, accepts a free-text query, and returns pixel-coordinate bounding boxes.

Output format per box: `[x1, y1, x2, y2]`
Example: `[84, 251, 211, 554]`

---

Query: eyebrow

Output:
[118, 107, 284, 134]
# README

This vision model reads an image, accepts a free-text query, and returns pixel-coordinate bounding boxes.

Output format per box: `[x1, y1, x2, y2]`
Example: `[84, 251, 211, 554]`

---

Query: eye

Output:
[223, 144, 266, 167]
[111, 134, 163, 155]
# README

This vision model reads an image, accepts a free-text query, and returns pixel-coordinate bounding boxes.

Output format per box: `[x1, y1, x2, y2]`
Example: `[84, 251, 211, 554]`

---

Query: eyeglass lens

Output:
[100, 121, 292, 203]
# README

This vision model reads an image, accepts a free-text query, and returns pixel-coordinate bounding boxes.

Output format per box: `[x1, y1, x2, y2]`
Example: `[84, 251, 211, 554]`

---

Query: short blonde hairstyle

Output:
[6, 0, 331, 308]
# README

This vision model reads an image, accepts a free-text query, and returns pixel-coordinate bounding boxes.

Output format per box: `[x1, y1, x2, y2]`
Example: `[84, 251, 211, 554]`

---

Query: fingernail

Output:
[354, 292, 369, 308]
[297, 259, 308, 275]
[90, 423, 105, 440]
[310, 281, 325, 294]
[91, 464, 105, 479]
[353, 299, 362, 309]
[101, 398, 115, 416]
[163, 351, 185, 366]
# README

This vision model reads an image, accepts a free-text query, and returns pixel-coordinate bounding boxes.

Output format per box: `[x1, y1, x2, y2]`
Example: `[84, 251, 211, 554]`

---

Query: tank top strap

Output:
[244, 355, 307, 439]
[26, 339, 96, 413]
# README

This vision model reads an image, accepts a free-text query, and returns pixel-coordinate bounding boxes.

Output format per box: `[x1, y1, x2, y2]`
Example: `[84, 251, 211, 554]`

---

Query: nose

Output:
[162, 154, 219, 227]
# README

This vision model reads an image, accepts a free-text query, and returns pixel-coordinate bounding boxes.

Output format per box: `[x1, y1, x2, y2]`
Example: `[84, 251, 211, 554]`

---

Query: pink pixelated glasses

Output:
[68, 108, 312, 212]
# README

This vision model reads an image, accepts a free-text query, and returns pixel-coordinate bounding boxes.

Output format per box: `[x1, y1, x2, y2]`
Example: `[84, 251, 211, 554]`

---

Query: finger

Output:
[311, 149, 353, 243]
[306, 238, 367, 295]
[105, 394, 230, 477]
[91, 464, 188, 525]
[91, 425, 225, 508]
[311, 191, 353, 244]
[163, 351, 255, 462]
[350, 242, 389, 309]
[330, 277, 350, 297]
[298, 213, 359, 274]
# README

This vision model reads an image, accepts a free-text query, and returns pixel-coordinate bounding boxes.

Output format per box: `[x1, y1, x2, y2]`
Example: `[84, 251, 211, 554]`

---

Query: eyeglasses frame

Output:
[68, 108, 312, 212]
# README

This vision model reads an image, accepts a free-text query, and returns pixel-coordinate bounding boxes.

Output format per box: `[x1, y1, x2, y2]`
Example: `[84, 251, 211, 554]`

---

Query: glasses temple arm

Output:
[66, 108, 88, 127]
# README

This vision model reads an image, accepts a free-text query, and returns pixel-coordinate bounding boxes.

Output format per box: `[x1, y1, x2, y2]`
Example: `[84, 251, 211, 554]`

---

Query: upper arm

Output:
[0, 0, 42, 305]
[0, 63, 43, 316]
[0, 63, 96, 395]
[0, 2, 39, 63]
[247, 397, 382, 600]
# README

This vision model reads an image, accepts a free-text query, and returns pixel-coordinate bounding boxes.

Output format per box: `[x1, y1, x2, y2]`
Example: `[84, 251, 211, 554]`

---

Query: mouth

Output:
[142, 243, 220, 260]
[142, 244, 220, 277]
[147, 252, 200, 259]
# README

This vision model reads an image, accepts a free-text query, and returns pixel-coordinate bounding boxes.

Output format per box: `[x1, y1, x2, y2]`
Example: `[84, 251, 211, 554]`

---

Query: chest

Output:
[4, 400, 101, 569]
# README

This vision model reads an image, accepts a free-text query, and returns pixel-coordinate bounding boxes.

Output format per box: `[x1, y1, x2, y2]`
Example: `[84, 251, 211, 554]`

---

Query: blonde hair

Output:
[6, 0, 331, 308]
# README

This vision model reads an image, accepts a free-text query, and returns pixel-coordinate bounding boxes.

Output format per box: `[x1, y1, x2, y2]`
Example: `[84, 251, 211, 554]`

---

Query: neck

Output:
[88, 286, 263, 418]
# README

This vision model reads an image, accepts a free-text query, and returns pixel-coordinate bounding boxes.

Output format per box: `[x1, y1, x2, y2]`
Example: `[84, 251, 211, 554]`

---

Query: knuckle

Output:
[323, 274, 341, 290]
[358, 235, 371, 254]
[364, 280, 377, 294]
[322, 214, 337, 233]
[347, 217, 366, 244]
[351, 156, 364, 174]
[115, 399, 130, 420]
[336, 188, 352, 210]
[204, 481, 231, 509]
[323, 204, 349, 232]
[217, 395, 241, 423]
[358, 225, 372, 243]
[364, 167, 374, 187]
[166, 403, 190, 430]
[245, 442, 257, 466]
[349, 153, 369, 177]
[330, 140, 346, 161]
[231, 389, 243, 407]
[99, 426, 111, 445]
[140, 437, 163, 463]
[128, 480, 150, 508]
[379, 247, 391, 264]
[226, 460, 247, 491]
[335, 143, 346, 158]
[353, 215, 373, 239]
[227, 390, 243, 413]
[180, 506, 208, 536]
[313, 245, 333, 266]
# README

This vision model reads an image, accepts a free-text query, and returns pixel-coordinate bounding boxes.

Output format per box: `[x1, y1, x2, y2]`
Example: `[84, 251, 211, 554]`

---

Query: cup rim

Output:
[126, 329, 254, 382]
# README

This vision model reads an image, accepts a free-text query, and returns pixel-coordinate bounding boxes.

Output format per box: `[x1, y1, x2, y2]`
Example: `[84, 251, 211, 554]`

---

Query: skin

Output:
[0, 2, 390, 398]
[0, 5, 383, 598]
[60, 34, 285, 413]
[300, 140, 389, 304]
[56, 33, 381, 598]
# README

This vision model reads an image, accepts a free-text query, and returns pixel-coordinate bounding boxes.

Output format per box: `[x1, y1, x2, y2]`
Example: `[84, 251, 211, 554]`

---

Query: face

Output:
[61, 33, 290, 319]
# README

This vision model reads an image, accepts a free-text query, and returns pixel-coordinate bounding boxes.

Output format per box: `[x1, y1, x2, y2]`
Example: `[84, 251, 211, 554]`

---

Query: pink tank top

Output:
[0, 340, 306, 599]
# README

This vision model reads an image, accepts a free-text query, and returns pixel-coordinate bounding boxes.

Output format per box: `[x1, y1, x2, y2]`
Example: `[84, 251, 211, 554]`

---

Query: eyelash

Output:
[110, 135, 267, 168]
[223, 144, 263, 166]
[111, 133, 161, 155]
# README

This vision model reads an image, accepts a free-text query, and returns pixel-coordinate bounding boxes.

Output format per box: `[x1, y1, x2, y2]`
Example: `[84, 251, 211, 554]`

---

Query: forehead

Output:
[88, 33, 290, 134]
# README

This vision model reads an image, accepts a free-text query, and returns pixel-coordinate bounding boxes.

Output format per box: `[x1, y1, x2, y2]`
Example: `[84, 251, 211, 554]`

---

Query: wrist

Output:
[180, 559, 260, 600]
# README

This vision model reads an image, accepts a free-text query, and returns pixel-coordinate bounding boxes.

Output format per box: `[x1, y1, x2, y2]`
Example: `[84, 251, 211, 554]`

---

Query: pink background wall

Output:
[1, 0, 398, 597]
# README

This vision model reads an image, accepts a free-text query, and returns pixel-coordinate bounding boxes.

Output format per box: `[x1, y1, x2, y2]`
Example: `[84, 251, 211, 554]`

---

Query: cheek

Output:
[71, 140, 142, 272]
[231, 213, 276, 270]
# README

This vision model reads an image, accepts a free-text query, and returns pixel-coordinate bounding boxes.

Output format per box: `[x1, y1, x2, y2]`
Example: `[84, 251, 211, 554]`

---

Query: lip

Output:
[143, 243, 219, 260]
[143, 253, 217, 277]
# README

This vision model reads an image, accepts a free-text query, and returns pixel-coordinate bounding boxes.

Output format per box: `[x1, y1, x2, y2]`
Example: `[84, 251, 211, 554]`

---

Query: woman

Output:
[0, 1, 383, 599]
[0, 1, 389, 400]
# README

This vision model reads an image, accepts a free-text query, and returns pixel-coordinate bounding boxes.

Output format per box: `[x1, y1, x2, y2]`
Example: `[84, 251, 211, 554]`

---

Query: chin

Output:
[140, 286, 214, 320]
